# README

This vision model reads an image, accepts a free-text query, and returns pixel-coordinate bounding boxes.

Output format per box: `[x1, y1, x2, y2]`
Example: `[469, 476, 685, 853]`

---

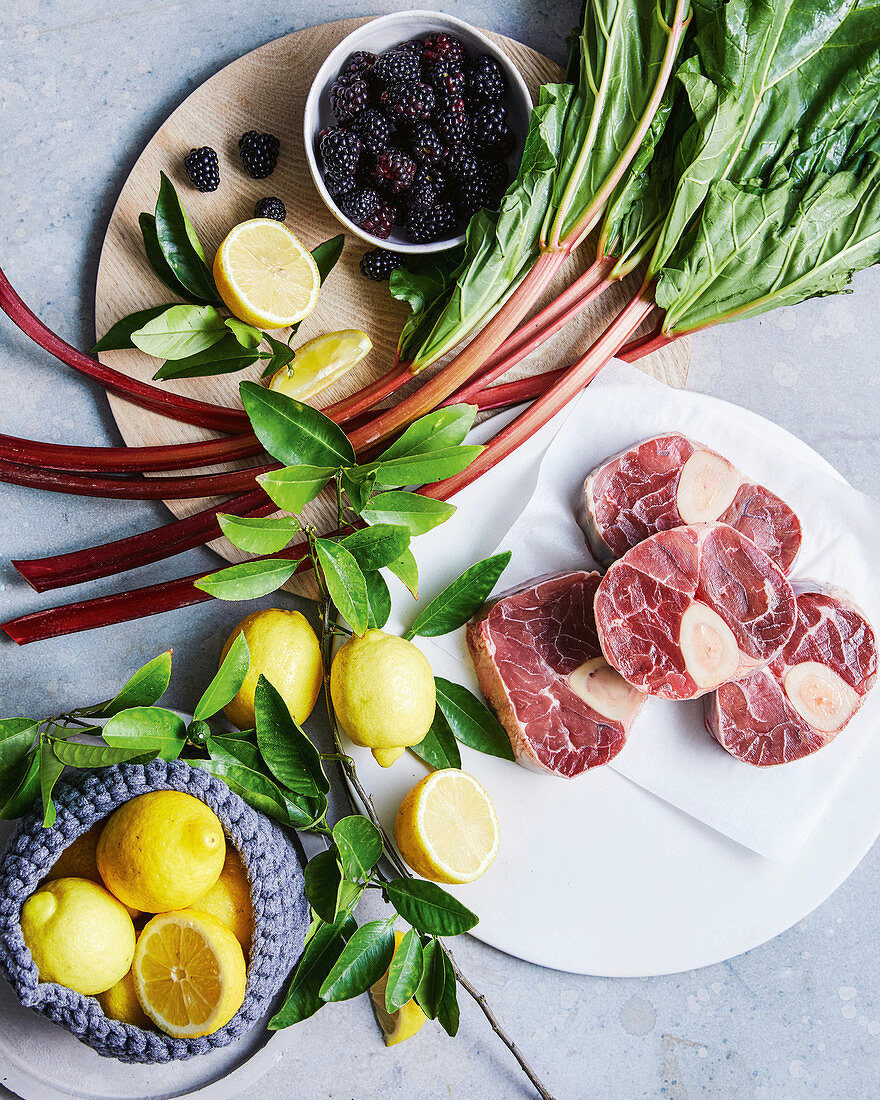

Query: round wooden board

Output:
[96, 17, 690, 598]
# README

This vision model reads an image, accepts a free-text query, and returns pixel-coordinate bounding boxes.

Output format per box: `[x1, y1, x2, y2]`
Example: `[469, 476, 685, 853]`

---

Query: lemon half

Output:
[213, 219, 320, 329]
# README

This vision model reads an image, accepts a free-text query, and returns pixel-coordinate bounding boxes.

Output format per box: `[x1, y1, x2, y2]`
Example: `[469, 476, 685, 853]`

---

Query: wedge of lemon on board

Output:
[213, 219, 320, 329]
[395, 769, 500, 885]
[133, 909, 246, 1038]
[369, 930, 428, 1046]
[268, 329, 372, 401]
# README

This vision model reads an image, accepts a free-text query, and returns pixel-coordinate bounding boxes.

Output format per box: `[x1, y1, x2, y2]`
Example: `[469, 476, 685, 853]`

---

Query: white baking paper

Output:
[393, 361, 880, 861]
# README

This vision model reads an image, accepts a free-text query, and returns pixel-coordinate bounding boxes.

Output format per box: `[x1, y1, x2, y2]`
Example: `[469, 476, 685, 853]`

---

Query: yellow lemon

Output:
[212, 219, 320, 329]
[192, 847, 254, 954]
[220, 609, 323, 730]
[268, 329, 372, 402]
[96, 792, 225, 914]
[97, 968, 152, 1029]
[394, 769, 500, 885]
[20, 877, 135, 996]
[45, 824, 140, 919]
[330, 630, 436, 767]
[133, 910, 247, 1038]
[369, 930, 428, 1046]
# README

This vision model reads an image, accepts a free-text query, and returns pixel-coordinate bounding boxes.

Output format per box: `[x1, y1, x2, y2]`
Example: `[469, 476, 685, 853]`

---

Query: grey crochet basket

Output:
[0, 759, 310, 1064]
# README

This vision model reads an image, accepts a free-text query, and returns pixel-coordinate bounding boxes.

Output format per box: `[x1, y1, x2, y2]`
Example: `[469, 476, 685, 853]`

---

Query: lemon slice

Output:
[133, 910, 247, 1038]
[268, 329, 372, 401]
[213, 219, 320, 329]
[394, 769, 500, 885]
[369, 930, 428, 1046]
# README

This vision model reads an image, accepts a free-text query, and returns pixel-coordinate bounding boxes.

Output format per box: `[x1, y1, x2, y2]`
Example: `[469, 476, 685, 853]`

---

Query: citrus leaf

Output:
[386, 547, 419, 598]
[50, 740, 159, 768]
[255, 676, 329, 797]
[81, 651, 172, 718]
[410, 707, 461, 771]
[130, 304, 226, 360]
[414, 937, 446, 1019]
[364, 570, 391, 630]
[153, 334, 262, 380]
[332, 816, 383, 881]
[225, 318, 264, 349]
[194, 558, 301, 600]
[383, 878, 478, 936]
[319, 918, 396, 1002]
[240, 381, 355, 467]
[93, 306, 179, 353]
[437, 950, 460, 1036]
[217, 513, 300, 555]
[40, 740, 65, 828]
[101, 707, 186, 761]
[405, 552, 510, 639]
[385, 928, 424, 1013]
[371, 446, 484, 487]
[377, 406, 478, 462]
[154, 172, 219, 302]
[256, 466, 336, 513]
[315, 539, 369, 636]
[339, 525, 411, 572]
[194, 630, 250, 720]
[138, 213, 210, 305]
[304, 848, 343, 923]
[434, 677, 514, 761]
[268, 914, 357, 1028]
[362, 492, 455, 535]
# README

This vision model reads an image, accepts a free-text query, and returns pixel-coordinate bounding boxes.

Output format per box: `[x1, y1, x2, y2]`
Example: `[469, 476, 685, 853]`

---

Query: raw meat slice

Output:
[466, 571, 644, 776]
[594, 523, 797, 701]
[706, 582, 877, 765]
[578, 433, 802, 573]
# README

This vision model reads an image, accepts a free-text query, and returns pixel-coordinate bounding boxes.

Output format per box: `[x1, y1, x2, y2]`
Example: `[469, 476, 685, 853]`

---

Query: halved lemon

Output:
[369, 929, 428, 1046]
[213, 219, 320, 329]
[268, 329, 372, 401]
[394, 769, 500, 885]
[132, 910, 246, 1038]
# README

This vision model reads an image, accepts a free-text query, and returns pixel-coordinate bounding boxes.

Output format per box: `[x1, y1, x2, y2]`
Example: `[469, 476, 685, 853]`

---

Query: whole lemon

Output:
[97, 792, 225, 913]
[97, 968, 152, 1029]
[192, 847, 254, 953]
[330, 630, 436, 767]
[45, 824, 140, 919]
[20, 877, 135, 996]
[221, 609, 323, 730]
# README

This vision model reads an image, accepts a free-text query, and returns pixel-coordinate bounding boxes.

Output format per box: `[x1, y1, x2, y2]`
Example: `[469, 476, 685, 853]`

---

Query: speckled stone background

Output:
[2, 2, 880, 1098]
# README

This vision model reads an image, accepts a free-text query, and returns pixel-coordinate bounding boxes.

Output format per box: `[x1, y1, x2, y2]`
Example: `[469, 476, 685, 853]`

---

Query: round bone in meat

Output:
[594, 523, 797, 701]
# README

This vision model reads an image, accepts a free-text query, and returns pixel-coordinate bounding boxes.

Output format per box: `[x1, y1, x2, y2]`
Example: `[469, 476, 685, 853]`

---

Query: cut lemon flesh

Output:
[369, 930, 427, 1046]
[213, 219, 320, 329]
[269, 329, 372, 401]
[133, 910, 246, 1038]
[395, 769, 500, 885]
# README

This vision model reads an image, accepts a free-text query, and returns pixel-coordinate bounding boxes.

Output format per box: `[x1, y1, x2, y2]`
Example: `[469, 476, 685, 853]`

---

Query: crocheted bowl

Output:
[0, 759, 310, 1064]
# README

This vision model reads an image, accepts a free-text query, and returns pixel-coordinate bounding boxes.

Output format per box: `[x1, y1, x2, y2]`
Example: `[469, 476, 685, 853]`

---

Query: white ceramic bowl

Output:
[303, 10, 533, 253]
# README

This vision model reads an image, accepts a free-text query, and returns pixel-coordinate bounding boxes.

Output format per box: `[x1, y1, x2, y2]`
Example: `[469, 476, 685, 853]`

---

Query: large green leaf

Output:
[319, 918, 397, 1002]
[315, 539, 369, 636]
[384, 878, 478, 936]
[102, 707, 186, 760]
[361, 492, 455, 535]
[256, 466, 335, 513]
[194, 630, 250, 720]
[240, 382, 355, 467]
[154, 172, 219, 302]
[434, 677, 515, 761]
[405, 552, 510, 639]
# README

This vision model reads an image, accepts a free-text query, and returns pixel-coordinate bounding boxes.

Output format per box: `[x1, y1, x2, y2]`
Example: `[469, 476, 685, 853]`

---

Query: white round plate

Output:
[350, 386, 880, 978]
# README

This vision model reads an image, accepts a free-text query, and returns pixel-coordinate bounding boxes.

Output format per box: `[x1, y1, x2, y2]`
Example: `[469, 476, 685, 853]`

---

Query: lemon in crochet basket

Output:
[0, 760, 309, 1064]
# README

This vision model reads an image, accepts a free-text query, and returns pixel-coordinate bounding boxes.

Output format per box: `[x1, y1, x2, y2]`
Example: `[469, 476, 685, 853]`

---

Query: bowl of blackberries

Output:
[304, 10, 532, 253]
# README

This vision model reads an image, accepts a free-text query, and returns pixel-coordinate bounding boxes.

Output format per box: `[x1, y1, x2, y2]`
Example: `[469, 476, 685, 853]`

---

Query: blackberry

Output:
[407, 166, 447, 212]
[338, 187, 382, 227]
[350, 110, 391, 155]
[372, 49, 420, 86]
[254, 196, 286, 221]
[435, 95, 469, 146]
[407, 123, 446, 166]
[456, 176, 491, 220]
[238, 131, 280, 179]
[329, 73, 370, 124]
[372, 149, 417, 195]
[422, 33, 468, 69]
[471, 104, 514, 154]
[319, 128, 362, 178]
[444, 143, 481, 182]
[426, 61, 467, 98]
[183, 147, 220, 192]
[380, 81, 436, 123]
[360, 248, 405, 281]
[406, 201, 456, 244]
[361, 198, 397, 239]
[342, 50, 376, 76]
[468, 55, 507, 102]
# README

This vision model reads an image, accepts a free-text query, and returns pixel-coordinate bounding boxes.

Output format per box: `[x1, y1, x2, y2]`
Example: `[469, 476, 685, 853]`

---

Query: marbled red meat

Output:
[706, 582, 877, 765]
[594, 524, 797, 701]
[466, 571, 644, 776]
[578, 434, 802, 573]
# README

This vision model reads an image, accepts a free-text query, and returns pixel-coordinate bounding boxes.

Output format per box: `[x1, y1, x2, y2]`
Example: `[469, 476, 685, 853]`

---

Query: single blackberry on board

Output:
[329, 73, 370, 124]
[471, 104, 515, 154]
[254, 196, 286, 221]
[468, 55, 507, 102]
[319, 128, 362, 178]
[422, 33, 468, 69]
[406, 201, 455, 244]
[350, 110, 391, 155]
[444, 143, 481, 183]
[435, 95, 469, 146]
[360, 248, 405, 281]
[380, 81, 436, 124]
[407, 123, 447, 166]
[341, 50, 377, 76]
[361, 198, 397, 239]
[338, 187, 382, 227]
[238, 131, 280, 179]
[372, 49, 421, 86]
[183, 147, 220, 192]
[455, 175, 491, 220]
[407, 166, 447, 212]
[372, 149, 417, 195]
[426, 61, 467, 98]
